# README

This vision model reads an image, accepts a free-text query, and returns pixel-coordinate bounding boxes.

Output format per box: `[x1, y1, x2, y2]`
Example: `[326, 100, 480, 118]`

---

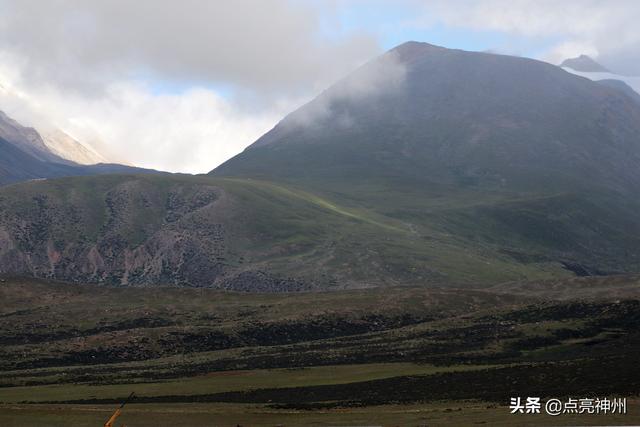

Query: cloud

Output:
[0, 0, 380, 172]
[0, 0, 378, 96]
[2, 77, 295, 173]
[3, 0, 640, 174]
[544, 41, 600, 65]
[0, 52, 292, 173]
[284, 48, 408, 129]
[563, 69, 640, 96]
[413, 0, 640, 74]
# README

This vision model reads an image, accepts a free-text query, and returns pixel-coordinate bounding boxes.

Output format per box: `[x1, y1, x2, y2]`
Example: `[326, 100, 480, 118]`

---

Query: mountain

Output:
[215, 43, 640, 195]
[2, 42, 640, 289]
[0, 109, 156, 186]
[1, 171, 572, 289]
[597, 79, 640, 105]
[560, 56, 640, 104]
[1, 81, 107, 165]
[0, 110, 61, 163]
[560, 54, 610, 73]
[0, 137, 81, 184]
[40, 128, 107, 165]
[212, 41, 640, 278]
[215, 42, 640, 198]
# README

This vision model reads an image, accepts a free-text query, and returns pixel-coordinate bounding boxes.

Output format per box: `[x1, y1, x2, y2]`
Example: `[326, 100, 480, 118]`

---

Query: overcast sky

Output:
[1, 0, 639, 173]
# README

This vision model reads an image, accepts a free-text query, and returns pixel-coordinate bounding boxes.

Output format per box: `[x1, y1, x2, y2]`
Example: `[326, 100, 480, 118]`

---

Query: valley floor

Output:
[2, 400, 639, 427]
[0, 276, 639, 426]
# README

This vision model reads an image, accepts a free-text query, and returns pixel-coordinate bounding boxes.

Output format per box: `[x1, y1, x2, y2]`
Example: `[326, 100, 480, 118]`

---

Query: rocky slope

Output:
[0, 176, 229, 287]
[0, 175, 382, 290]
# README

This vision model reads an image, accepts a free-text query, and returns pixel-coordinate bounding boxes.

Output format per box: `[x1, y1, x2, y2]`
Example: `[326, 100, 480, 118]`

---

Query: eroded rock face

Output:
[0, 180, 231, 286]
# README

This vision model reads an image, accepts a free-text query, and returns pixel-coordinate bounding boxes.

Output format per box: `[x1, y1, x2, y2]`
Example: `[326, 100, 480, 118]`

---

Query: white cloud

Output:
[0, 0, 380, 173]
[415, 0, 640, 73]
[0, 0, 378, 96]
[7, 78, 295, 173]
[544, 42, 600, 66]
[284, 48, 408, 129]
[3, 0, 640, 174]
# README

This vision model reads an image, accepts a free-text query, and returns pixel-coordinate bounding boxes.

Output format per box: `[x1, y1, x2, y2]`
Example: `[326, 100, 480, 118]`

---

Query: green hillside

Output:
[3, 43, 640, 288]
[0, 173, 576, 288]
[211, 42, 640, 282]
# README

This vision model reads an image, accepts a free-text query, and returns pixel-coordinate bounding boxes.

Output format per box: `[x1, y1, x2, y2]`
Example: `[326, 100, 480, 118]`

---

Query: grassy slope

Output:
[0, 174, 572, 287]
[210, 44, 640, 282]
[219, 161, 640, 280]
[0, 172, 580, 288]
[224, 170, 640, 283]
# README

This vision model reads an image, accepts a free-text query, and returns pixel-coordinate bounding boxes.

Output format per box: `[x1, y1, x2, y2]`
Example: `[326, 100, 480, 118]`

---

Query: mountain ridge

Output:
[214, 42, 640, 197]
[0, 109, 159, 186]
[0, 81, 107, 165]
[3, 41, 640, 289]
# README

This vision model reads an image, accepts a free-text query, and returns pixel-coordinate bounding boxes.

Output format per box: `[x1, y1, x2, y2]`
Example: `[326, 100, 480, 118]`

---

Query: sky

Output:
[0, 0, 639, 173]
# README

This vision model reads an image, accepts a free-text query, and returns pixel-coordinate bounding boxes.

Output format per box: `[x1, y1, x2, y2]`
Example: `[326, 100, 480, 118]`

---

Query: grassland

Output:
[3, 400, 638, 427]
[0, 276, 639, 425]
[0, 363, 495, 403]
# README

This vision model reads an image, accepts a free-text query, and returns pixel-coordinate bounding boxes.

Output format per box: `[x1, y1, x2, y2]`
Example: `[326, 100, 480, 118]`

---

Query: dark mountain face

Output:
[0, 110, 67, 164]
[210, 42, 640, 279]
[560, 54, 610, 73]
[214, 42, 640, 197]
[0, 137, 80, 185]
[597, 79, 640, 105]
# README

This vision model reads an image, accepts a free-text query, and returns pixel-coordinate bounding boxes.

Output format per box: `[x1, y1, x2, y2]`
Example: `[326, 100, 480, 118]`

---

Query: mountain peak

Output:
[560, 54, 610, 73]
[215, 41, 640, 197]
[387, 41, 447, 62]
